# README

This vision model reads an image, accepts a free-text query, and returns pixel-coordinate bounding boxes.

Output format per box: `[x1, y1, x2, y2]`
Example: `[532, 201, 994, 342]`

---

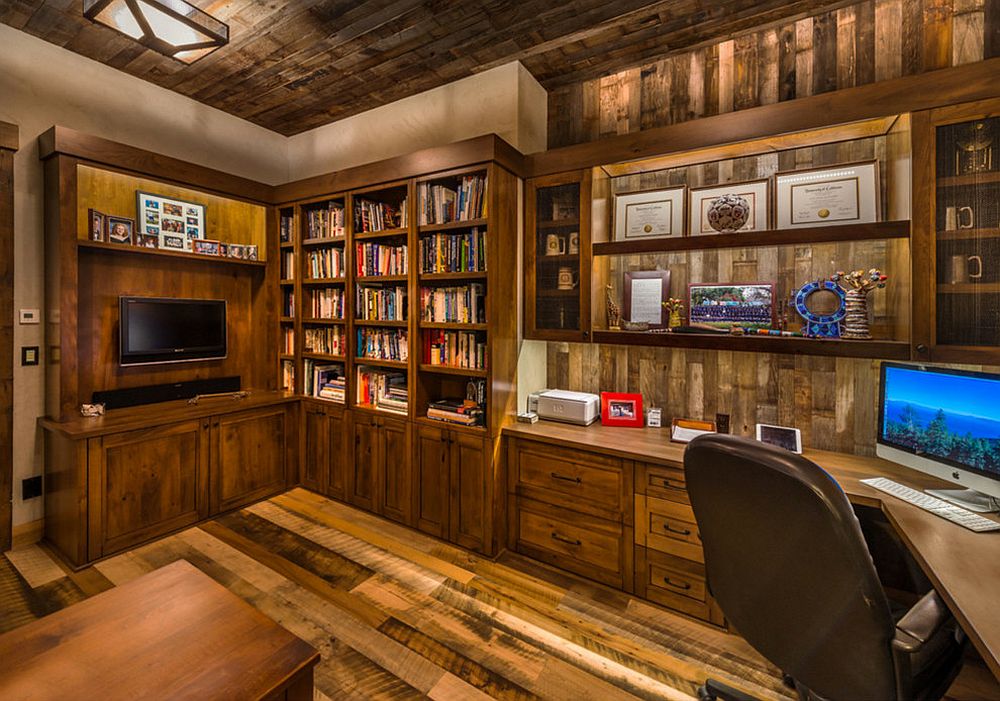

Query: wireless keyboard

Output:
[861, 477, 1000, 532]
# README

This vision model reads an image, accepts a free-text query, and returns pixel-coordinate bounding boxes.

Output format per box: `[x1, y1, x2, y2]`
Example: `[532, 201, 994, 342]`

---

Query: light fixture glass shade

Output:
[83, 0, 229, 64]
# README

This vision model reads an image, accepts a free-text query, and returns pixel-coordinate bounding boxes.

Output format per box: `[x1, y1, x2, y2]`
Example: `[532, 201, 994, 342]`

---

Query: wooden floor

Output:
[2, 489, 997, 700]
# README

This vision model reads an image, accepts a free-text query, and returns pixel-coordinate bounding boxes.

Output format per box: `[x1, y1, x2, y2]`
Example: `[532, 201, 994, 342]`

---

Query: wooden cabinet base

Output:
[635, 546, 726, 627]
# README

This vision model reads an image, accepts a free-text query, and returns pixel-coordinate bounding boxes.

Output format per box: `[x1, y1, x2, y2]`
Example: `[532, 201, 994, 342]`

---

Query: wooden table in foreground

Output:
[504, 422, 1000, 683]
[0, 560, 319, 700]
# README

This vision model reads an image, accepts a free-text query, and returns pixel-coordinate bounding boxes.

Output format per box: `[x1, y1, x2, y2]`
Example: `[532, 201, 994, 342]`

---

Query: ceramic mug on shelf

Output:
[945, 206, 975, 231]
[948, 254, 984, 284]
[568, 231, 580, 255]
[545, 233, 566, 256]
[557, 266, 579, 290]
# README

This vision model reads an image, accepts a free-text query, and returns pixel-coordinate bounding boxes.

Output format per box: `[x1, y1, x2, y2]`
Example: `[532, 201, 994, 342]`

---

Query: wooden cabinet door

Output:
[327, 407, 348, 501]
[450, 432, 491, 553]
[349, 412, 378, 511]
[212, 406, 288, 514]
[378, 415, 411, 524]
[95, 419, 209, 558]
[302, 404, 328, 494]
[414, 423, 449, 538]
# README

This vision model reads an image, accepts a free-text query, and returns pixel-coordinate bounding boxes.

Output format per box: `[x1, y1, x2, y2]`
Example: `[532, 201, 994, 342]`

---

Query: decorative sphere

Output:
[706, 194, 751, 233]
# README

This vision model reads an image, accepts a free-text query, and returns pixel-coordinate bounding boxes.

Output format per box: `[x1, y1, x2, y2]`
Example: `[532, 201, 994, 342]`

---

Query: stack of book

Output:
[422, 330, 486, 369]
[310, 288, 344, 320]
[356, 285, 406, 321]
[282, 251, 295, 279]
[354, 197, 407, 232]
[304, 359, 345, 402]
[357, 369, 407, 413]
[426, 398, 484, 427]
[306, 248, 344, 279]
[304, 327, 345, 356]
[356, 241, 407, 276]
[282, 328, 295, 354]
[417, 174, 487, 225]
[304, 202, 345, 239]
[418, 228, 486, 273]
[419, 284, 486, 323]
[356, 328, 408, 362]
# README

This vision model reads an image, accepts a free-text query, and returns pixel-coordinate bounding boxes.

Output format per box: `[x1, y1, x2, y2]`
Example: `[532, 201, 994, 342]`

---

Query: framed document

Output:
[624, 270, 671, 327]
[689, 179, 769, 235]
[613, 187, 685, 241]
[775, 161, 880, 229]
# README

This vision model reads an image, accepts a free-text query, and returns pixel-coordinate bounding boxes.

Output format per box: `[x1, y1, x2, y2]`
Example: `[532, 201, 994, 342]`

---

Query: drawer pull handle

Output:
[659, 479, 685, 490]
[663, 576, 691, 591]
[662, 524, 692, 536]
[551, 532, 582, 546]
[551, 472, 582, 484]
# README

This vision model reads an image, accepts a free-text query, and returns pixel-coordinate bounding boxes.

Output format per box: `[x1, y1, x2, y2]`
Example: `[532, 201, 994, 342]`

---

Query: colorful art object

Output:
[831, 268, 889, 340]
[793, 280, 846, 338]
[706, 194, 751, 233]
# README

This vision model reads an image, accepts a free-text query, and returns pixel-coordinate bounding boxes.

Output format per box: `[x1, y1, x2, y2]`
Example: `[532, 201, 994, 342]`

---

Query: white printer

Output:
[535, 389, 600, 426]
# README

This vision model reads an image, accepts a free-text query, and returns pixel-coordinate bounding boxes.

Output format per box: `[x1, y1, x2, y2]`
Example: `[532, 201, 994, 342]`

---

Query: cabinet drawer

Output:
[638, 548, 722, 625]
[639, 462, 689, 504]
[515, 498, 625, 588]
[515, 442, 623, 513]
[636, 495, 703, 563]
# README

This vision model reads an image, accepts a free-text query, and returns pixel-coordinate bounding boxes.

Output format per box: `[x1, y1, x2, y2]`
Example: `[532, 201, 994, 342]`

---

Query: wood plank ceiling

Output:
[1, 0, 846, 136]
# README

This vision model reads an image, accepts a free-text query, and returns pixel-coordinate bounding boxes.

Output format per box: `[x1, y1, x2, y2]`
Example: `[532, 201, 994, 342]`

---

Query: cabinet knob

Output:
[916, 344, 928, 354]
[582, 331, 589, 339]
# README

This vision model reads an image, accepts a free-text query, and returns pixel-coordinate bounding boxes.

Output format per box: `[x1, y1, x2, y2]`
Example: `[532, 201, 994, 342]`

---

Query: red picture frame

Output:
[600, 391, 644, 427]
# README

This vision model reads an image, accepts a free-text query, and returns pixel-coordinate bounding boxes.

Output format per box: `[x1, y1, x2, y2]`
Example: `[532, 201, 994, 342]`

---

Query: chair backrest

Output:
[684, 434, 896, 700]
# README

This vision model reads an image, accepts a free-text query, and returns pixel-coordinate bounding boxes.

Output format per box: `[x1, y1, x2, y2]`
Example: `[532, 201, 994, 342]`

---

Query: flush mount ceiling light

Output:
[83, 0, 229, 64]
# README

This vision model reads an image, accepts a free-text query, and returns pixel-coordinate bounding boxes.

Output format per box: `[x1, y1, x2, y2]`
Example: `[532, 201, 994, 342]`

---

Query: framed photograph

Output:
[600, 392, 644, 428]
[688, 283, 775, 331]
[106, 216, 134, 245]
[136, 191, 205, 250]
[161, 233, 186, 250]
[219, 242, 230, 257]
[88, 208, 106, 242]
[135, 233, 159, 249]
[245, 244, 258, 261]
[193, 239, 221, 256]
[227, 243, 245, 259]
[613, 187, 685, 241]
[624, 270, 671, 327]
[671, 418, 717, 444]
[756, 423, 803, 454]
[689, 179, 769, 235]
[774, 160, 880, 229]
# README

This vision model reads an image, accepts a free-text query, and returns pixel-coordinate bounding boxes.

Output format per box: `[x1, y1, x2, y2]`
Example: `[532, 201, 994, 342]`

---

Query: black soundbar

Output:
[93, 376, 241, 411]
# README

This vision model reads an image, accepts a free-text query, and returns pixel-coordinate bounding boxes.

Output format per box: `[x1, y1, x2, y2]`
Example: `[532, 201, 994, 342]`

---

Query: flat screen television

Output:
[878, 362, 1000, 510]
[120, 296, 227, 366]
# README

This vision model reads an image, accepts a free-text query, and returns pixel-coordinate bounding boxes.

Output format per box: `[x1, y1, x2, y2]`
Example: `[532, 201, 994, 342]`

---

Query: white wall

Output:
[0, 24, 546, 529]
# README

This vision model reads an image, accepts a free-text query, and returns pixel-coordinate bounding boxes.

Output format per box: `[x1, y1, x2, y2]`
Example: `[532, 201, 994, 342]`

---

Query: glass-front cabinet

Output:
[525, 172, 591, 340]
[914, 99, 1000, 363]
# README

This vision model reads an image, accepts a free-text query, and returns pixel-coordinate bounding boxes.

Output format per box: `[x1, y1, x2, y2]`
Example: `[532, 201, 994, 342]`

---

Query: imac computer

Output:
[878, 362, 1000, 513]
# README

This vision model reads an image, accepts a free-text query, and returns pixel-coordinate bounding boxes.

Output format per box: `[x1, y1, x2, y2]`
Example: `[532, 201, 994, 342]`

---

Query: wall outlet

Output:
[22, 475, 42, 501]
[715, 413, 731, 434]
[19, 309, 40, 325]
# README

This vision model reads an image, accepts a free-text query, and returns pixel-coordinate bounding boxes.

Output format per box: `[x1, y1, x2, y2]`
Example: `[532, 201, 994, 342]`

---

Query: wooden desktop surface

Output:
[0, 560, 319, 700]
[504, 421, 1000, 681]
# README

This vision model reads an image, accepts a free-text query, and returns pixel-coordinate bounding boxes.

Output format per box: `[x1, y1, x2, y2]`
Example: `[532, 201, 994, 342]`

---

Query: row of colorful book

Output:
[422, 330, 486, 369]
[282, 251, 295, 279]
[304, 359, 345, 402]
[426, 398, 484, 426]
[357, 369, 407, 413]
[304, 202, 345, 240]
[281, 360, 295, 391]
[356, 241, 407, 276]
[306, 248, 345, 279]
[356, 328, 408, 361]
[418, 228, 486, 274]
[354, 197, 407, 232]
[419, 284, 486, 324]
[417, 174, 487, 225]
[282, 328, 295, 354]
[308, 287, 344, 320]
[355, 285, 406, 321]
[304, 327, 345, 356]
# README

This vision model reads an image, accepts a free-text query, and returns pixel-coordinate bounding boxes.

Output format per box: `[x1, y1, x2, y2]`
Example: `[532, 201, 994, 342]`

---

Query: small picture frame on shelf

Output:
[106, 216, 134, 245]
[613, 187, 685, 241]
[624, 270, 671, 328]
[134, 233, 158, 249]
[88, 208, 106, 241]
[193, 239, 221, 256]
[245, 244, 258, 261]
[600, 392, 644, 428]
[136, 190, 206, 249]
[227, 243, 245, 259]
[161, 233, 186, 250]
[688, 283, 775, 331]
[689, 179, 769, 235]
[774, 160, 880, 229]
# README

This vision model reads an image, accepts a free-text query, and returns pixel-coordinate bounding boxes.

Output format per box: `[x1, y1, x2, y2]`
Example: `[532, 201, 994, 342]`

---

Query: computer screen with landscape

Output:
[880, 363, 1000, 480]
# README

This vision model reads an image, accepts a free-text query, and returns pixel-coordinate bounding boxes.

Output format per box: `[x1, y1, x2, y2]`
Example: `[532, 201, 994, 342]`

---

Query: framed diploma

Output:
[689, 179, 769, 235]
[624, 270, 671, 327]
[775, 161, 880, 229]
[613, 187, 685, 241]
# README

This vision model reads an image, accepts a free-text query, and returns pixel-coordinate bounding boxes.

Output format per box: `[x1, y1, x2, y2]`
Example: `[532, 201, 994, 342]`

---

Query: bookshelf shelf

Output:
[279, 279, 295, 286]
[353, 227, 408, 240]
[78, 240, 267, 268]
[280, 242, 294, 249]
[302, 236, 346, 247]
[419, 271, 487, 282]
[303, 352, 346, 362]
[413, 415, 487, 435]
[418, 321, 487, 331]
[353, 403, 408, 417]
[280, 317, 294, 323]
[355, 358, 408, 369]
[419, 364, 487, 377]
[302, 317, 345, 325]
[279, 353, 294, 360]
[417, 218, 487, 233]
[354, 319, 407, 327]
[302, 277, 345, 285]
[356, 275, 408, 283]
[538, 218, 580, 230]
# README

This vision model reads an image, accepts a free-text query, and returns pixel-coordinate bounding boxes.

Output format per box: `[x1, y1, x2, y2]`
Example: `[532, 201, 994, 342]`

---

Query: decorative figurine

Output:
[605, 285, 621, 330]
[662, 297, 685, 329]
[830, 269, 889, 340]
[706, 194, 751, 233]
[793, 280, 847, 338]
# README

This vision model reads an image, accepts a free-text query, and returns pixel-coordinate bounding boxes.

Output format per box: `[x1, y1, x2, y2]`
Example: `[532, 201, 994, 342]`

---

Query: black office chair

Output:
[683, 434, 967, 701]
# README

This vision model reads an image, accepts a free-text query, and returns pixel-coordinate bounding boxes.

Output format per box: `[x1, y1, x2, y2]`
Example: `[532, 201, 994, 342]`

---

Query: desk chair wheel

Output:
[697, 679, 761, 701]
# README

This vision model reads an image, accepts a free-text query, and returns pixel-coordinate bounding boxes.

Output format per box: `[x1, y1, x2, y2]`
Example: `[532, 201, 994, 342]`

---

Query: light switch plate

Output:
[21, 346, 39, 366]
[19, 309, 40, 324]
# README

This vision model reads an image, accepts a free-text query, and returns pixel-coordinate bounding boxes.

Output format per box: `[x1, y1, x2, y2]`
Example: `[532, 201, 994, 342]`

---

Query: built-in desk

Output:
[503, 421, 1000, 682]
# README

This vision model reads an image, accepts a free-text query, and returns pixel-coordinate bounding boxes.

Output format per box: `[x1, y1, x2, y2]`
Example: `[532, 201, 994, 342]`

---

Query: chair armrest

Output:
[892, 590, 951, 653]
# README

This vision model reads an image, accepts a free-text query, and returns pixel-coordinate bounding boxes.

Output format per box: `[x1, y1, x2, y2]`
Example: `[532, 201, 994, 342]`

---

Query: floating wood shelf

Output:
[590, 330, 912, 360]
[418, 271, 488, 282]
[418, 321, 487, 330]
[417, 218, 487, 232]
[592, 220, 910, 256]
[418, 364, 488, 377]
[78, 240, 267, 268]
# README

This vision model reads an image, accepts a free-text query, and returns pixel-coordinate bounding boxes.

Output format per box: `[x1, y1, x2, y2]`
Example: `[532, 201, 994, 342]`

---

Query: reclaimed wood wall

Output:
[547, 0, 999, 149]
[542, 0, 1000, 456]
